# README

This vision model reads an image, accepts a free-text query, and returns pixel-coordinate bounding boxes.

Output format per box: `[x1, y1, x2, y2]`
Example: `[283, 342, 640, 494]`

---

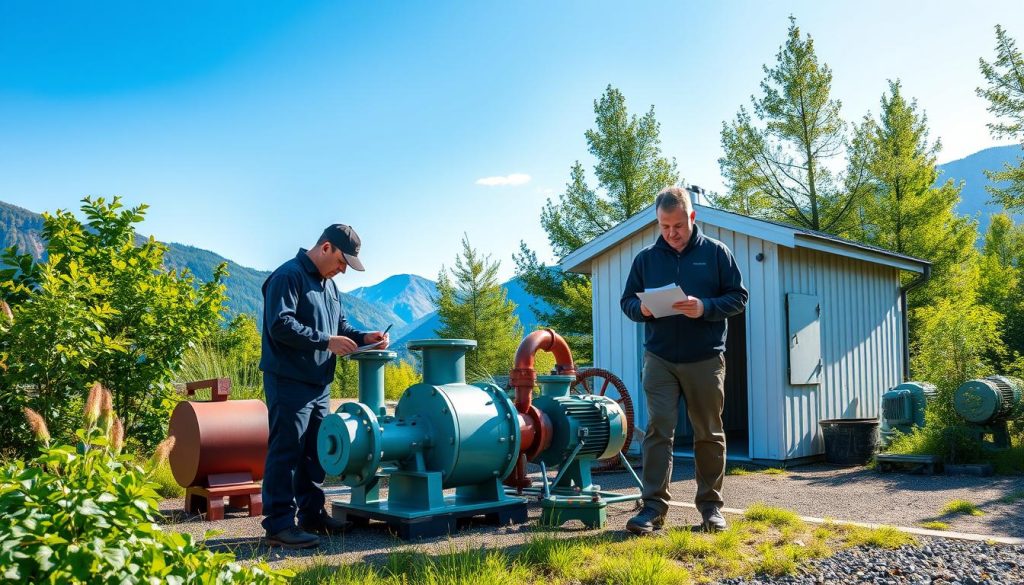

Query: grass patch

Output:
[743, 503, 802, 528]
[999, 489, 1024, 504]
[726, 465, 787, 476]
[940, 499, 984, 516]
[917, 521, 950, 530]
[147, 457, 185, 498]
[287, 509, 923, 585]
[840, 525, 916, 549]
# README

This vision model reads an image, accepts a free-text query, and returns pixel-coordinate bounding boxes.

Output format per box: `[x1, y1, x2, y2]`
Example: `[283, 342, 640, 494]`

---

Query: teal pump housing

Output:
[954, 375, 1024, 449]
[317, 338, 632, 537]
[879, 381, 936, 445]
[318, 340, 526, 538]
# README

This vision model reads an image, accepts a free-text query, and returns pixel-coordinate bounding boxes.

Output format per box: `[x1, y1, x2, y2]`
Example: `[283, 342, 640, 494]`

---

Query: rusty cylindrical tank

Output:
[168, 378, 269, 487]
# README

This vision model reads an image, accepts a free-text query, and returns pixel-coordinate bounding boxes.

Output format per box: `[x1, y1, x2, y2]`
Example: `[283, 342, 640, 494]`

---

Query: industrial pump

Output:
[316, 330, 634, 538]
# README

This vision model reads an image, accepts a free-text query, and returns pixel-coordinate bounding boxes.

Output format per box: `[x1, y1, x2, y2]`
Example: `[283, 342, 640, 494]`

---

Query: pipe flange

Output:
[317, 401, 382, 487]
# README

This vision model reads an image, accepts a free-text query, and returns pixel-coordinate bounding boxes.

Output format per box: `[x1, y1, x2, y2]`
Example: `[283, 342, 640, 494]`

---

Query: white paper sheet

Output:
[350, 339, 388, 354]
[635, 284, 688, 318]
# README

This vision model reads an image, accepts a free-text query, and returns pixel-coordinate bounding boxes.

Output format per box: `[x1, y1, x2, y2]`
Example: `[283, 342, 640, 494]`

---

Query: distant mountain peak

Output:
[348, 273, 438, 324]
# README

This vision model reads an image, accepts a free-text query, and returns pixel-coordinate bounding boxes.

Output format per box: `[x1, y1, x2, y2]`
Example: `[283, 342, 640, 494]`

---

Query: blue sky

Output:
[2, 1, 1023, 290]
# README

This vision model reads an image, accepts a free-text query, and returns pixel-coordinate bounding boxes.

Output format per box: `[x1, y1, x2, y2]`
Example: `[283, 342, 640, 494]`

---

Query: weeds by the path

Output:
[288, 505, 916, 585]
[940, 499, 984, 517]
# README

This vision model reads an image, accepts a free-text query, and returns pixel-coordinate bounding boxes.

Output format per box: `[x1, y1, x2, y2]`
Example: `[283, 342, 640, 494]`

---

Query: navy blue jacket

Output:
[620, 224, 748, 364]
[259, 249, 366, 386]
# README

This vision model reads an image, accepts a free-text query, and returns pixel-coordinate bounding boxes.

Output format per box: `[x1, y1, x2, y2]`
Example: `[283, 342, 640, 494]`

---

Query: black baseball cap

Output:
[320, 224, 365, 271]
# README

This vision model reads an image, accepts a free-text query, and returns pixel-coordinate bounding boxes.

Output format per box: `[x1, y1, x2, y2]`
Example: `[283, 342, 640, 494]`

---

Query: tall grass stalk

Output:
[176, 342, 264, 400]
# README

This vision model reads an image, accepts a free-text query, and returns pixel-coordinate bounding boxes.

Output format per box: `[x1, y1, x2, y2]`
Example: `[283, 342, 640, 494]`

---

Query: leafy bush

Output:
[0, 386, 288, 584]
[0, 197, 226, 455]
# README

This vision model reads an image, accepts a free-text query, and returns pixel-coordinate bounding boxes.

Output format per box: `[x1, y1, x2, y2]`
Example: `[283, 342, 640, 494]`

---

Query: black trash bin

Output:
[819, 418, 879, 465]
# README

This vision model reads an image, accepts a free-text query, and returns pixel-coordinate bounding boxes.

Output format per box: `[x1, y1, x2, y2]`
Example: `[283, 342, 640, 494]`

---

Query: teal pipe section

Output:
[409, 339, 476, 385]
[379, 420, 426, 463]
[350, 350, 397, 416]
[538, 374, 574, 398]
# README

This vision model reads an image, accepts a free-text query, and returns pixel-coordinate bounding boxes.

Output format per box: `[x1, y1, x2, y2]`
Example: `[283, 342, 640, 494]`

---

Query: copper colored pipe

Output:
[505, 329, 576, 490]
[510, 328, 576, 414]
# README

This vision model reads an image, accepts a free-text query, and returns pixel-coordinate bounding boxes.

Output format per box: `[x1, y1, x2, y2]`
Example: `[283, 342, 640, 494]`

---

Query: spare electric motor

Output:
[879, 381, 936, 445]
[954, 375, 1024, 426]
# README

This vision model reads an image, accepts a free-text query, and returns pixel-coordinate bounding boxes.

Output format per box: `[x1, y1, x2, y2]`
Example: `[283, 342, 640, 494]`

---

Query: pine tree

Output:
[436, 235, 523, 379]
[851, 80, 977, 309]
[514, 85, 678, 361]
[977, 25, 1024, 210]
[717, 17, 866, 233]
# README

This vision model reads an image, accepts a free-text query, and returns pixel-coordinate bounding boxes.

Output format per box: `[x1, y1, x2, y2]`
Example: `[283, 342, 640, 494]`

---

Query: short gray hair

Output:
[654, 186, 693, 215]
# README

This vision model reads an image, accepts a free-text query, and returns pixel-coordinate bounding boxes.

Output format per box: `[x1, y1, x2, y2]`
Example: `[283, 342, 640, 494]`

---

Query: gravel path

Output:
[162, 458, 1024, 579]
[721, 539, 1024, 584]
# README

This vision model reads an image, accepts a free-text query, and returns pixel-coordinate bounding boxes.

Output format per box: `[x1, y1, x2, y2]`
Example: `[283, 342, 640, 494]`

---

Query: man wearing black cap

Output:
[259, 224, 389, 549]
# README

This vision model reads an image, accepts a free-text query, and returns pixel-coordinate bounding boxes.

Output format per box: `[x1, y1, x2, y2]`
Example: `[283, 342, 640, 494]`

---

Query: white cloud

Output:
[475, 173, 531, 186]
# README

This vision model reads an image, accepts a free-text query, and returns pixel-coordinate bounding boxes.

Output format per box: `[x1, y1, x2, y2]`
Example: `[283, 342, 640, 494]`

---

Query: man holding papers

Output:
[620, 187, 748, 535]
[259, 224, 390, 548]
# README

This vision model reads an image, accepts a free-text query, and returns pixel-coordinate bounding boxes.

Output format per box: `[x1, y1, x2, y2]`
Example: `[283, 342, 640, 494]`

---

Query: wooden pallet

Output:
[876, 453, 943, 474]
[332, 500, 529, 540]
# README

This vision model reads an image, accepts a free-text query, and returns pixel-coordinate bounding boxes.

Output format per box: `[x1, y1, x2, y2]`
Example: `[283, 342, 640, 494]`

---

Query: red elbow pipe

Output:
[510, 328, 576, 413]
[504, 329, 576, 490]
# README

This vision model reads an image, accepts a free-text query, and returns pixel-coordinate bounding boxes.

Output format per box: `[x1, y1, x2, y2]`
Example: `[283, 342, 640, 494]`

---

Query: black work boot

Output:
[299, 513, 352, 535]
[700, 505, 727, 532]
[265, 526, 320, 549]
[626, 505, 666, 536]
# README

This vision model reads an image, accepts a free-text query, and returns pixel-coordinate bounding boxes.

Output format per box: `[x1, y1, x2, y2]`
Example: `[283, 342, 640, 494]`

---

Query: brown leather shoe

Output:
[299, 514, 352, 535]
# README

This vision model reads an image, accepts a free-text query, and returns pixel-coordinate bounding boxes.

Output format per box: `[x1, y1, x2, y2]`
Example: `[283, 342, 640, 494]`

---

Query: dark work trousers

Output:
[261, 372, 331, 535]
[641, 351, 727, 515]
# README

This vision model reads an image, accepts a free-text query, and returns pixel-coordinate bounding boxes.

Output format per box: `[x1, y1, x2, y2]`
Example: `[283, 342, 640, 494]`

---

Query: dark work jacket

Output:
[259, 249, 366, 386]
[620, 224, 748, 364]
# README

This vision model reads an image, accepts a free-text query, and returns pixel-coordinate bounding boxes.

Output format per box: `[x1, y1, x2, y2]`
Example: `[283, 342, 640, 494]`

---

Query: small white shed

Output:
[559, 202, 930, 463]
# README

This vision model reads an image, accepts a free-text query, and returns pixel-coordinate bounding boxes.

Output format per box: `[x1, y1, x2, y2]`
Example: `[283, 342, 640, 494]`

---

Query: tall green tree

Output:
[514, 85, 678, 361]
[436, 235, 523, 379]
[717, 17, 866, 233]
[978, 213, 1024, 367]
[978, 25, 1024, 209]
[850, 80, 977, 308]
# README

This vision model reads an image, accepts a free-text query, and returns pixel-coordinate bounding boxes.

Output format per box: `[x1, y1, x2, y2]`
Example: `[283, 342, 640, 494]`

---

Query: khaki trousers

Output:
[641, 351, 727, 514]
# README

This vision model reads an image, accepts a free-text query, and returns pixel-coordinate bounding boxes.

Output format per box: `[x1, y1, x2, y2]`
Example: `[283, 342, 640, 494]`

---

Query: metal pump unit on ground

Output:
[954, 375, 1024, 449]
[316, 329, 639, 539]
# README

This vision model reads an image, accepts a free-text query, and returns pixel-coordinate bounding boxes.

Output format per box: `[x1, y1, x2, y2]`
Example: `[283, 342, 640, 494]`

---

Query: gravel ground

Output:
[720, 539, 1024, 584]
[161, 458, 1024, 579]
[595, 459, 1024, 537]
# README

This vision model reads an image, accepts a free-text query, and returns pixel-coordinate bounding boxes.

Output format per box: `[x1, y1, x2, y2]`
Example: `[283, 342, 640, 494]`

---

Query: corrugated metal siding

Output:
[778, 247, 903, 459]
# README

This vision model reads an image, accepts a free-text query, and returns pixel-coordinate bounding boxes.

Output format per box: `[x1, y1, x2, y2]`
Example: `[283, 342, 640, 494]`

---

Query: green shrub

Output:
[0, 197, 226, 455]
[0, 390, 288, 584]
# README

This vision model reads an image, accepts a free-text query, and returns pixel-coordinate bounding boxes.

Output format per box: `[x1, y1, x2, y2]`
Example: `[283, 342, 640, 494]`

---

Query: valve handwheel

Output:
[571, 367, 635, 471]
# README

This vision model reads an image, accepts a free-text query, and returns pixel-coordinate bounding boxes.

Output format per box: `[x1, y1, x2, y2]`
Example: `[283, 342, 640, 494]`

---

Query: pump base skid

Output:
[331, 498, 528, 539]
[540, 497, 608, 529]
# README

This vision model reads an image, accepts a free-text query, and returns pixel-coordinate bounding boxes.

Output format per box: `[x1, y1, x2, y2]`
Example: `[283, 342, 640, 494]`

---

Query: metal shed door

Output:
[787, 293, 821, 385]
